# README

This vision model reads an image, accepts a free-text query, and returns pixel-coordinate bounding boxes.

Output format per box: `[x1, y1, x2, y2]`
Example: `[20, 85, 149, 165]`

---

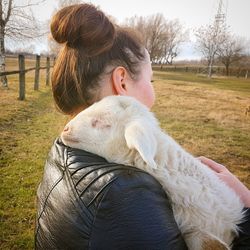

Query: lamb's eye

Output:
[91, 118, 98, 128]
[151, 80, 154, 83]
[91, 118, 111, 129]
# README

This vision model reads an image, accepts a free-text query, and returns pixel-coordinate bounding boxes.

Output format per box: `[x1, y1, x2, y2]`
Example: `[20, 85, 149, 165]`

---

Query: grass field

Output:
[0, 60, 250, 249]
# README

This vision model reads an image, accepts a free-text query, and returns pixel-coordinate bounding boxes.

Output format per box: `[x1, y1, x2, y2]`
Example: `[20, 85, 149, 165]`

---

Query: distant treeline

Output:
[153, 65, 249, 78]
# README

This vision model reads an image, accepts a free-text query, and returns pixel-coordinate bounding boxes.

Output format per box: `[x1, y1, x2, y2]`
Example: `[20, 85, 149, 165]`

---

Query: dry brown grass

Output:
[153, 72, 250, 187]
[0, 58, 249, 249]
[5, 57, 48, 71]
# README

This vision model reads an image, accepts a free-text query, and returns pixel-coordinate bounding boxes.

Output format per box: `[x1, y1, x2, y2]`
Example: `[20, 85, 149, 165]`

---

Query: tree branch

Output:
[4, 0, 13, 25]
[12, 0, 46, 9]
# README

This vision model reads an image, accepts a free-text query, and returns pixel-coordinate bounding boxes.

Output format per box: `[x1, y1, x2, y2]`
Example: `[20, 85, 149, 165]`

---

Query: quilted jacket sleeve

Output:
[89, 168, 188, 250]
[232, 208, 250, 250]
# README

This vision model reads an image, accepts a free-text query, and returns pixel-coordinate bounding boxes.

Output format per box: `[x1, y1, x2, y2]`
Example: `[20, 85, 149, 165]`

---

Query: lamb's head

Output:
[61, 95, 158, 169]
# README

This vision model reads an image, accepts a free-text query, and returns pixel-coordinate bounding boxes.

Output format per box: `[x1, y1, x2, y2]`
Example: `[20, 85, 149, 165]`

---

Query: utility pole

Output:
[208, 0, 227, 78]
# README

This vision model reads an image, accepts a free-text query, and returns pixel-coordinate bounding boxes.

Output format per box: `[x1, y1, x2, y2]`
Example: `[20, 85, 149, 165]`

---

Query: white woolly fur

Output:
[61, 95, 244, 250]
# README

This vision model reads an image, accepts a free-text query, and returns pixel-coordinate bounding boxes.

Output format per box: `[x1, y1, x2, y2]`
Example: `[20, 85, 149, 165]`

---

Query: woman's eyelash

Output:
[151, 80, 154, 83]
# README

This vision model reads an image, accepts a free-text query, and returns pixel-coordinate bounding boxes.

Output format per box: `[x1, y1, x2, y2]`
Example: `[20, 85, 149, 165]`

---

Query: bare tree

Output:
[125, 14, 169, 62]
[218, 35, 246, 76]
[159, 19, 188, 64]
[237, 53, 250, 78]
[145, 14, 168, 61]
[195, 23, 227, 78]
[57, 0, 82, 8]
[0, 0, 46, 87]
[124, 14, 187, 64]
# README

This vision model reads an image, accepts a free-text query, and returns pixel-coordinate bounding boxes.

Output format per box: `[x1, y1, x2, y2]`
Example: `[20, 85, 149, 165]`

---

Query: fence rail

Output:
[1, 54, 54, 100]
[152, 65, 250, 78]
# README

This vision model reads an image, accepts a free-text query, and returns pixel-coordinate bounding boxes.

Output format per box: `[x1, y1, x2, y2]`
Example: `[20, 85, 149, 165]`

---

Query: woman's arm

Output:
[199, 156, 250, 249]
[232, 207, 250, 250]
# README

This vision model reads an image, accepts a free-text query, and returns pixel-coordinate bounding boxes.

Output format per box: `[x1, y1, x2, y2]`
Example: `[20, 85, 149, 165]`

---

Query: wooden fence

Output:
[0, 54, 54, 100]
[152, 65, 249, 78]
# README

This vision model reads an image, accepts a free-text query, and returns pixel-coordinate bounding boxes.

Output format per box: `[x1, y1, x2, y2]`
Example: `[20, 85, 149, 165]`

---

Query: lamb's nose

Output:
[63, 126, 70, 132]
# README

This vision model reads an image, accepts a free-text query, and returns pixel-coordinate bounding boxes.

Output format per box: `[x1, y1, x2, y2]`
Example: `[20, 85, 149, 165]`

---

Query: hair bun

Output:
[50, 4, 115, 56]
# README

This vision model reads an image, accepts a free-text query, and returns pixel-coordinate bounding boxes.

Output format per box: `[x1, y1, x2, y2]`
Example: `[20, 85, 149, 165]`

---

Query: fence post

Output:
[18, 54, 25, 100]
[46, 57, 50, 86]
[245, 70, 248, 79]
[34, 55, 40, 90]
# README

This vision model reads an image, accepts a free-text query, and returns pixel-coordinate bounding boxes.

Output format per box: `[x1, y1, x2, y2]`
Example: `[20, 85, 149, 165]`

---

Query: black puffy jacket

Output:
[35, 138, 250, 250]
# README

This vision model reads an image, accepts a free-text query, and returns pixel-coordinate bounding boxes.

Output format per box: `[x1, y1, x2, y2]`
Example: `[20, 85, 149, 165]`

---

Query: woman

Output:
[35, 3, 250, 249]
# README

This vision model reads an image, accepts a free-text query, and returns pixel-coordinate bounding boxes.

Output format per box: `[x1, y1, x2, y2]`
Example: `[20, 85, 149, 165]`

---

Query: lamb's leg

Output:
[184, 231, 203, 250]
[184, 231, 230, 250]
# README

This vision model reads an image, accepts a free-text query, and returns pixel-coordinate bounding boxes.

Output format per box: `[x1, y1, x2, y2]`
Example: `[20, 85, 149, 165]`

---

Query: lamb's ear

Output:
[124, 121, 157, 169]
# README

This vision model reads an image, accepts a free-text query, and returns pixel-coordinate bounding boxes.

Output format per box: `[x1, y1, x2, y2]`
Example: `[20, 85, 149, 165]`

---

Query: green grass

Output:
[0, 68, 250, 249]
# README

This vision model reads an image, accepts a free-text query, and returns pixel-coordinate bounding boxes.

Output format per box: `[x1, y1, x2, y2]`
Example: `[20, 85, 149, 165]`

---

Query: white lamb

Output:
[61, 95, 244, 250]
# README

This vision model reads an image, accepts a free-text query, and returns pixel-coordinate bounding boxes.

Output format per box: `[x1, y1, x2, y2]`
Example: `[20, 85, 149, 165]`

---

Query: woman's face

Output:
[127, 51, 155, 108]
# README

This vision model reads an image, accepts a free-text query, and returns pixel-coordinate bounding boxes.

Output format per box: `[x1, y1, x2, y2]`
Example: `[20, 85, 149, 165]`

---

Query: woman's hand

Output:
[198, 156, 250, 208]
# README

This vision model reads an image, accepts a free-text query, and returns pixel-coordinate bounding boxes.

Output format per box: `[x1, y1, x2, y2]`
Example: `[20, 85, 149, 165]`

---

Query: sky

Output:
[28, 0, 250, 59]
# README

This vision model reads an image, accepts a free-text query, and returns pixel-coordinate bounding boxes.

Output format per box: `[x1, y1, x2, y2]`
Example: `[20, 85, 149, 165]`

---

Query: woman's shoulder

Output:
[51, 137, 160, 180]
[44, 137, 166, 202]
[36, 137, 187, 249]
[57, 138, 186, 249]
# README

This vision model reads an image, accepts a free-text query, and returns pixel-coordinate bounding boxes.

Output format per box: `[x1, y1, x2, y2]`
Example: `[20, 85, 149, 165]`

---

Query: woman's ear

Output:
[111, 66, 130, 95]
[124, 121, 157, 169]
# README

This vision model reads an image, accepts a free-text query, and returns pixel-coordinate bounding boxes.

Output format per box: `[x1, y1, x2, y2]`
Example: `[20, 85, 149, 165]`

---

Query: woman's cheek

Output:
[148, 84, 155, 108]
[143, 82, 155, 108]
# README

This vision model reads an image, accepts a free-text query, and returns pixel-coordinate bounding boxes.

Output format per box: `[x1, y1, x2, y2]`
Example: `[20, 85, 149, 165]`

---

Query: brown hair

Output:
[50, 3, 146, 115]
